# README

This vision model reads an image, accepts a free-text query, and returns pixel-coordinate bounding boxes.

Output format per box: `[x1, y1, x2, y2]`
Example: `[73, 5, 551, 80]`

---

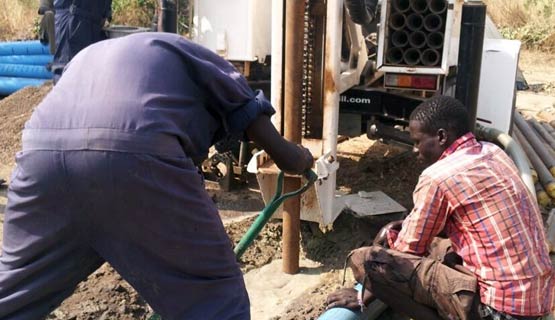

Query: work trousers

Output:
[0, 146, 249, 319]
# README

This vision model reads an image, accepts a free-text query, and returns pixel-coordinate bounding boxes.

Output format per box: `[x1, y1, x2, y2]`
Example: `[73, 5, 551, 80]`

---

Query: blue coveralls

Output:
[0, 32, 274, 320]
[52, 0, 112, 82]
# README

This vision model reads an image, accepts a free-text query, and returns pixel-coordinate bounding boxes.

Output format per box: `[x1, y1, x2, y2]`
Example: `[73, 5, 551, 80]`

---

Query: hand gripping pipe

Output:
[475, 124, 536, 198]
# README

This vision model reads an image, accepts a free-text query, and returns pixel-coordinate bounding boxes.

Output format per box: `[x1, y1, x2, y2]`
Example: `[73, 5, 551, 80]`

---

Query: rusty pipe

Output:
[515, 112, 555, 176]
[424, 14, 443, 32]
[282, 0, 305, 275]
[421, 48, 440, 66]
[403, 48, 421, 65]
[386, 47, 404, 64]
[513, 126, 555, 198]
[392, 0, 411, 13]
[426, 32, 444, 49]
[407, 13, 424, 31]
[391, 30, 409, 47]
[410, 0, 428, 13]
[408, 31, 427, 48]
[428, 0, 447, 14]
[389, 12, 407, 30]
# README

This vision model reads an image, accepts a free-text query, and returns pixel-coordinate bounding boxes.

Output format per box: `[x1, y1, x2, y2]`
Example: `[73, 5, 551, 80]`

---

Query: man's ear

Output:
[437, 128, 448, 146]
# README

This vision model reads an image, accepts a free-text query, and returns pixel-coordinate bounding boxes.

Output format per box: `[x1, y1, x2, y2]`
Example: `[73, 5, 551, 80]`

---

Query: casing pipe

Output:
[407, 13, 424, 31]
[392, 0, 411, 13]
[428, 0, 447, 14]
[421, 49, 440, 66]
[403, 48, 421, 65]
[426, 32, 444, 49]
[389, 13, 407, 30]
[424, 14, 443, 32]
[529, 118, 555, 150]
[391, 30, 409, 47]
[410, 0, 428, 13]
[386, 47, 405, 64]
[512, 132, 540, 184]
[408, 31, 427, 48]
[515, 112, 555, 176]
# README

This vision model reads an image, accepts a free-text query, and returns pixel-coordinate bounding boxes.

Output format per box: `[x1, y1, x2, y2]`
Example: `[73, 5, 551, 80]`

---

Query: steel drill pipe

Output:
[386, 47, 405, 64]
[158, 0, 177, 33]
[283, 0, 305, 275]
[513, 126, 555, 198]
[421, 48, 440, 66]
[424, 14, 443, 32]
[410, 0, 428, 13]
[407, 13, 424, 31]
[391, 30, 409, 47]
[389, 12, 407, 30]
[428, 0, 447, 14]
[426, 32, 444, 49]
[541, 122, 555, 140]
[529, 118, 555, 150]
[392, 0, 411, 13]
[408, 31, 427, 48]
[455, 2, 486, 130]
[515, 112, 555, 176]
[403, 48, 421, 65]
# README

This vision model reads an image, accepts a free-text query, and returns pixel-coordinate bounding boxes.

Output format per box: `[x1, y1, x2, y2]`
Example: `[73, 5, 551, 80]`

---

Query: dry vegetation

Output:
[0, 0, 37, 41]
[484, 0, 555, 50]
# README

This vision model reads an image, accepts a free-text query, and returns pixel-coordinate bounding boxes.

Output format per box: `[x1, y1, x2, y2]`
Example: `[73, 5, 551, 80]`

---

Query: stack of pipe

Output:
[0, 40, 53, 96]
[385, 0, 447, 67]
[513, 112, 555, 210]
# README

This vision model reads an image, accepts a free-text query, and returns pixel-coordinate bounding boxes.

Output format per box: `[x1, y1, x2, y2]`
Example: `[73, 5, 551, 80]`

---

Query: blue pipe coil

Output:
[0, 41, 50, 56]
[0, 77, 47, 96]
[0, 64, 52, 79]
[0, 55, 53, 65]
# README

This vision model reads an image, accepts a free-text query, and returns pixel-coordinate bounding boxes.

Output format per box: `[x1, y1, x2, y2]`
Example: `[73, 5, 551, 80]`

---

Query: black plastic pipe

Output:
[426, 32, 444, 49]
[391, 30, 409, 47]
[421, 49, 440, 66]
[428, 0, 447, 14]
[158, 0, 177, 33]
[410, 0, 428, 13]
[389, 13, 407, 30]
[407, 13, 424, 31]
[387, 47, 404, 64]
[403, 48, 421, 65]
[424, 14, 443, 32]
[408, 31, 427, 48]
[392, 0, 411, 13]
[455, 1, 486, 131]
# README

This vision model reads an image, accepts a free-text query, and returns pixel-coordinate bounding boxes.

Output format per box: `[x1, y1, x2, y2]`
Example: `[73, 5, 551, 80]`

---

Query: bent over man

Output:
[323, 95, 554, 320]
[0, 32, 313, 320]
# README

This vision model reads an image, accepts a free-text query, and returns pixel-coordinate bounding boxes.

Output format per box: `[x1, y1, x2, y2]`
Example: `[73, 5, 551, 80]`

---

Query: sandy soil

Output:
[0, 48, 553, 320]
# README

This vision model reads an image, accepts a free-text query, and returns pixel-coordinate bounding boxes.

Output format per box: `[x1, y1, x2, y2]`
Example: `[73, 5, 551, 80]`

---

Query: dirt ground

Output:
[0, 48, 554, 320]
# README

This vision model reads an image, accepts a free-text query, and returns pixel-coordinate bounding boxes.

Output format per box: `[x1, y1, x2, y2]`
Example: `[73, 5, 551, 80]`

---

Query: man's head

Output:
[408, 95, 470, 167]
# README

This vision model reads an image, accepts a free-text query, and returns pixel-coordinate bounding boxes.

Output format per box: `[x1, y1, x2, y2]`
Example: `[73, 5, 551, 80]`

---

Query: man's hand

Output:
[246, 115, 314, 175]
[348, 247, 376, 283]
[325, 288, 360, 310]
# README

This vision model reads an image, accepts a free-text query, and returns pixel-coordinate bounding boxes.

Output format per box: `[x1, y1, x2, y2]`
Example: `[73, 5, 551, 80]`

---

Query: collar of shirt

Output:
[438, 132, 477, 161]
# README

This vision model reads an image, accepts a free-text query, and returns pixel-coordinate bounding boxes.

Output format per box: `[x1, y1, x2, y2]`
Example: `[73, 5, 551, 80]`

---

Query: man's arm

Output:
[38, 0, 54, 14]
[246, 115, 313, 175]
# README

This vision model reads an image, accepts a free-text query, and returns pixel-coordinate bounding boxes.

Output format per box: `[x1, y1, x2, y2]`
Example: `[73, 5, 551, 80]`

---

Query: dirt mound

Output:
[0, 82, 53, 166]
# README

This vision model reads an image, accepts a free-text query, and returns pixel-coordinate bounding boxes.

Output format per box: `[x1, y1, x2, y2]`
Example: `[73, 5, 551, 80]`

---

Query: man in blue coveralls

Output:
[39, 0, 112, 83]
[0, 32, 314, 319]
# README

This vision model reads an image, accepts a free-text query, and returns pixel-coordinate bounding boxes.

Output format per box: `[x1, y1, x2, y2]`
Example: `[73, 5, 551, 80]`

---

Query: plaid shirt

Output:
[391, 132, 554, 316]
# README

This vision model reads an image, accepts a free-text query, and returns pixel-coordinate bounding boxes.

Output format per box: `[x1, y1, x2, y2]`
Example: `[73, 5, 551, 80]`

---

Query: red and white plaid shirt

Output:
[391, 132, 554, 316]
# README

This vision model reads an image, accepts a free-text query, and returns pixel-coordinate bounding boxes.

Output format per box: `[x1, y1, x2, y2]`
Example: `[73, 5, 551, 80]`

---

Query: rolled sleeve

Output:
[225, 90, 275, 137]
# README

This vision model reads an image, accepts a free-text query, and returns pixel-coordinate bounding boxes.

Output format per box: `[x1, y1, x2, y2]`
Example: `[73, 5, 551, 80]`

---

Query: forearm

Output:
[246, 115, 297, 168]
[38, 0, 54, 14]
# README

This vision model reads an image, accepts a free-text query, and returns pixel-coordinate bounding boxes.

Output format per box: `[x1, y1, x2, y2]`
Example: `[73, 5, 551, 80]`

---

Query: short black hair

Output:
[409, 95, 470, 137]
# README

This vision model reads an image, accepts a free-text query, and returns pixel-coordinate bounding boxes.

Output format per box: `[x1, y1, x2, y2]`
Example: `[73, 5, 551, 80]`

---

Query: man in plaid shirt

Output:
[324, 96, 554, 320]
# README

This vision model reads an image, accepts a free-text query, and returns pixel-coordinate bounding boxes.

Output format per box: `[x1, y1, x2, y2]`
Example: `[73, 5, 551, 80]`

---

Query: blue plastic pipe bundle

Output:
[0, 40, 53, 96]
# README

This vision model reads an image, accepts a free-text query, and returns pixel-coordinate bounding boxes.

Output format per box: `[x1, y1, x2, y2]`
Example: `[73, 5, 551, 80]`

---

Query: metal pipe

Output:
[515, 112, 555, 176]
[513, 125, 555, 198]
[408, 31, 427, 48]
[392, 0, 411, 13]
[282, 0, 305, 275]
[424, 14, 443, 32]
[389, 12, 407, 30]
[529, 118, 555, 151]
[426, 32, 444, 49]
[421, 48, 440, 66]
[410, 0, 428, 13]
[386, 47, 404, 64]
[407, 13, 424, 31]
[476, 124, 536, 198]
[403, 48, 421, 65]
[157, 0, 177, 33]
[428, 0, 447, 14]
[391, 30, 409, 47]
[455, 1, 486, 131]
[541, 122, 555, 140]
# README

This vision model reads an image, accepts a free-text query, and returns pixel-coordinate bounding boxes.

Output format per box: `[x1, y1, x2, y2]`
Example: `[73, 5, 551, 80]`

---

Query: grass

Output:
[0, 0, 37, 41]
[484, 0, 555, 50]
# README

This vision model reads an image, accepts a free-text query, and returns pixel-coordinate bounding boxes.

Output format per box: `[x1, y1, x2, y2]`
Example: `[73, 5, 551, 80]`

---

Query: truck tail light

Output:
[384, 73, 439, 91]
